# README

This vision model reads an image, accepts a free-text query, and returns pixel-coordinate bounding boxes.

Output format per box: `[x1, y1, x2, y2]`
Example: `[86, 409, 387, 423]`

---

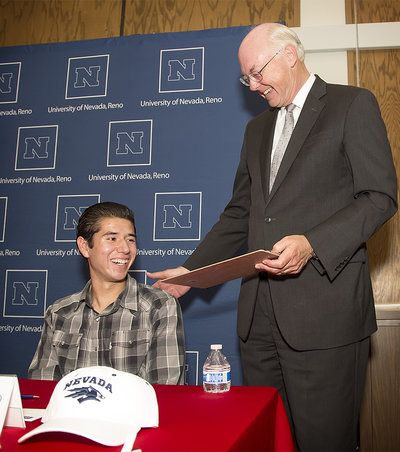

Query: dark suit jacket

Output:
[184, 76, 398, 351]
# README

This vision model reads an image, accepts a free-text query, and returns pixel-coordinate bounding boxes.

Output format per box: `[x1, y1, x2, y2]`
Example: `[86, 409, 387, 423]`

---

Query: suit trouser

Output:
[239, 278, 370, 452]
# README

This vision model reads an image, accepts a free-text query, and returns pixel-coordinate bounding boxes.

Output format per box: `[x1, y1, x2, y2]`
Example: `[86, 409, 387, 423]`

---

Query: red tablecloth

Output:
[1, 379, 295, 451]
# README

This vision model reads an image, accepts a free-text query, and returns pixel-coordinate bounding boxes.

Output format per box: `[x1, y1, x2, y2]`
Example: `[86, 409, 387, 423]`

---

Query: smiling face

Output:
[77, 217, 137, 285]
[238, 25, 301, 108]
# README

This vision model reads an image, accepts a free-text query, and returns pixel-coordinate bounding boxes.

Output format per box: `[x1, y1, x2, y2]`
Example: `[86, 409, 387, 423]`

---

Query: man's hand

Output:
[255, 235, 313, 276]
[147, 266, 191, 298]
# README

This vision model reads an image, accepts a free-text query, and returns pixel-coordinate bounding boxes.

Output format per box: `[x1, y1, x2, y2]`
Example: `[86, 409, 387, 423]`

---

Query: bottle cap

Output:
[210, 344, 222, 350]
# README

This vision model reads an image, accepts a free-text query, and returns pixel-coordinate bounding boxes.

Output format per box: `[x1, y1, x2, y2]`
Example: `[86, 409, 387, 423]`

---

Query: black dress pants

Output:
[239, 278, 370, 452]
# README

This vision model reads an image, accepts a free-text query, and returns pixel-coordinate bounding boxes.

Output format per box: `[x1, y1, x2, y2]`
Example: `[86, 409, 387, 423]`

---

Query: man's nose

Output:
[117, 240, 130, 253]
[249, 78, 261, 91]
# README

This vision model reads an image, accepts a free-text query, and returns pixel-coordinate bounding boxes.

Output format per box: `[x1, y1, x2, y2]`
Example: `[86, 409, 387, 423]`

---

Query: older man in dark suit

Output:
[148, 23, 398, 451]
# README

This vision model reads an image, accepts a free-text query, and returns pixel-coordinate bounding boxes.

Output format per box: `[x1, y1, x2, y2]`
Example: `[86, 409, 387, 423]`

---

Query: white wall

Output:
[297, 0, 400, 85]
[299, 0, 348, 84]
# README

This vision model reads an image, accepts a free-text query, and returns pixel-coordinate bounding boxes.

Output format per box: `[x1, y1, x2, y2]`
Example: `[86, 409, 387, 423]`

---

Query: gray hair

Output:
[269, 24, 305, 62]
[247, 23, 305, 62]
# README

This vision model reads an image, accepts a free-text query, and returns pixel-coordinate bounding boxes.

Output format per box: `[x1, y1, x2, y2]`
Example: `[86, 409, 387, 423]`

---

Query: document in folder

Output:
[161, 249, 279, 288]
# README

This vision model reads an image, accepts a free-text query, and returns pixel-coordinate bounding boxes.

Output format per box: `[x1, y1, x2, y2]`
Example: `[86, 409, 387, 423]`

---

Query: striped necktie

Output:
[269, 103, 295, 192]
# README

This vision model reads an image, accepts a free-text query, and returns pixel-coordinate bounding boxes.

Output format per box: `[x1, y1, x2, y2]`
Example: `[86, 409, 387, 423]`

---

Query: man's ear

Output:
[76, 236, 90, 258]
[285, 44, 298, 68]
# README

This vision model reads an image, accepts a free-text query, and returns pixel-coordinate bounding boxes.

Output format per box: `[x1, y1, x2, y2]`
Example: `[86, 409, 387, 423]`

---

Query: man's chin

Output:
[109, 271, 129, 283]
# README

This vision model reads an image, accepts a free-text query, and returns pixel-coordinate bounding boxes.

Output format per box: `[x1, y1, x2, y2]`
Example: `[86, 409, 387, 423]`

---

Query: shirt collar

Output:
[291, 73, 316, 110]
[78, 275, 138, 313]
[120, 274, 139, 312]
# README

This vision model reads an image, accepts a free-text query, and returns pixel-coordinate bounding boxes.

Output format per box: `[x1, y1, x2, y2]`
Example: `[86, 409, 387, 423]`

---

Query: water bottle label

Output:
[203, 370, 231, 384]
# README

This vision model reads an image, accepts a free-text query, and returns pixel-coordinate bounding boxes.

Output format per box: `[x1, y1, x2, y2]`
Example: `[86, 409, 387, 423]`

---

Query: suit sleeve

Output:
[305, 89, 397, 280]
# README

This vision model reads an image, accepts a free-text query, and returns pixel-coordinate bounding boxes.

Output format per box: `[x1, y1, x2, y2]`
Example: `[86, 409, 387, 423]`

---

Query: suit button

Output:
[265, 217, 272, 223]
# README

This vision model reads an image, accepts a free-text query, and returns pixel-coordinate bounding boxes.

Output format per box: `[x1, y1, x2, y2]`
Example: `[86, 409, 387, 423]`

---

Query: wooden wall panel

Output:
[345, 0, 400, 23]
[360, 311, 400, 451]
[369, 319, 400, 450]
[0, 0, 123, 47]
[0, 0, 300, 46]
[346, 0, 400, 306]
[123, 0, 300, 35]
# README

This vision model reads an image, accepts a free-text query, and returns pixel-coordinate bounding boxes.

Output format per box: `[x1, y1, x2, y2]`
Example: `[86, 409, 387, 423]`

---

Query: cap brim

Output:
[18, 417, 140, 446]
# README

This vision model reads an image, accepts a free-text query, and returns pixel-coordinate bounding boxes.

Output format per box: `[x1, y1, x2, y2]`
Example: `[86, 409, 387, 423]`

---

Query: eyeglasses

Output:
[240, 50, 282, 87]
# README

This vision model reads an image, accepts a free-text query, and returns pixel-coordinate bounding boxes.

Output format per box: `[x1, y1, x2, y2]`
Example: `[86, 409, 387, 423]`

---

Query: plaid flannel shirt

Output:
[28, 275, 185, 384]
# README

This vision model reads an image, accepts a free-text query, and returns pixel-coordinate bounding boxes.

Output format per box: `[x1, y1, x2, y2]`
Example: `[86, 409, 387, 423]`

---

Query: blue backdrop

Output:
[0, 26, 266, 384]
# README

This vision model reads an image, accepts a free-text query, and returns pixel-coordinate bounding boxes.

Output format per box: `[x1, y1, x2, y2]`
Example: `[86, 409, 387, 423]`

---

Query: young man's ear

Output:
[76, 236, 90, 258]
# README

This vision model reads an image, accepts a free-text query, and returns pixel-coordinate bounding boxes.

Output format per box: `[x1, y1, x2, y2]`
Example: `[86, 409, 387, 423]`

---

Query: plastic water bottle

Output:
[203, 344, 231, 393]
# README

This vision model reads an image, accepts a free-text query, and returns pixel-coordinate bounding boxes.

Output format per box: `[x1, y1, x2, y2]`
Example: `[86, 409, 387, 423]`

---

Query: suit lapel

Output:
[267, 76, 327, 202]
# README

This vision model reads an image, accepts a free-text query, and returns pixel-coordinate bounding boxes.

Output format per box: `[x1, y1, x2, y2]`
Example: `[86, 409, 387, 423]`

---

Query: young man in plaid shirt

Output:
[29, 202, 185, 384]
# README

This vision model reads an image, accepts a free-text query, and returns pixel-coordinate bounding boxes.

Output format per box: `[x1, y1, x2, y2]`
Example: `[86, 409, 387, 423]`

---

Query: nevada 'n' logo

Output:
[153, 192, 202, 241]
[107, 120, 152, 167]
[15, 125, 58, 171]
[54, 194, 100, 242]
[65, 54, 109, 99]
[0, 62, 21, 103]
[3, 269, 48, 318]
[159, 47, 204, 93]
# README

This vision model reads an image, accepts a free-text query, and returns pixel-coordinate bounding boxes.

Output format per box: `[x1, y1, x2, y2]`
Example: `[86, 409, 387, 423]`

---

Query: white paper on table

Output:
[0, 375, 26, 433]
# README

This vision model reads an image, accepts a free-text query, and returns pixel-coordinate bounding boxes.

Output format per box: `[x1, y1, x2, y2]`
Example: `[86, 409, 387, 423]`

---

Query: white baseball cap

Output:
[18, 366, 158, 447]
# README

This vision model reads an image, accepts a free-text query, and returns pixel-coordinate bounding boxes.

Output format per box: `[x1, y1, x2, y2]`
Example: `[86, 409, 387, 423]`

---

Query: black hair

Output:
[76, 201, 135, 248]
